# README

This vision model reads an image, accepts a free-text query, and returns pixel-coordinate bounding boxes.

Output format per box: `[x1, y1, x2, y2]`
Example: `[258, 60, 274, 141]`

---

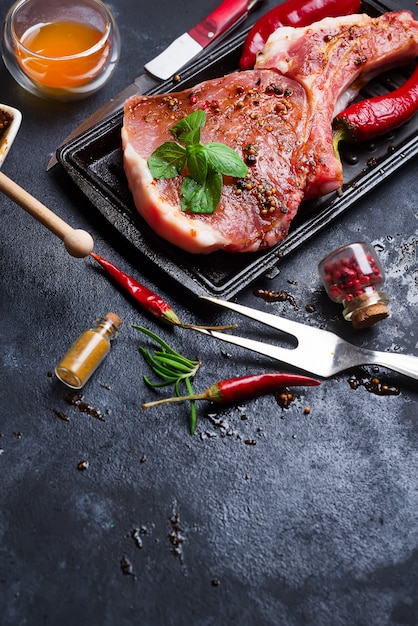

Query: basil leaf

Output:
[205, 142, 248, 178]
[149, 111, 248, 215]
[148, 142, 186, 179]
[186, 144, 208, 184]
[180, 171, 222, 215]
[172, 109, 206, 144]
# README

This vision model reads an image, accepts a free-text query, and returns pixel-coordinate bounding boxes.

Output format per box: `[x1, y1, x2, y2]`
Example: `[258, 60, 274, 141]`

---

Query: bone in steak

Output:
[122, 11, 418, 254]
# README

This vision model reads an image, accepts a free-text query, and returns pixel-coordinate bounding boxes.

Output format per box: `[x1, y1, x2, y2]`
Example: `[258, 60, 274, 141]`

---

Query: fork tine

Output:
[193, 326, 325, 375]
[200, 296, 325, 340]
[198, 296, 339, 377]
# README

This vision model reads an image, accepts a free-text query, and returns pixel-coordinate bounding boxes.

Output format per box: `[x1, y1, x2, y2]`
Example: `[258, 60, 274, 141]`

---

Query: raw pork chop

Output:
[255, 10, 418, 198]
[123, 70, 310, 253]
[122, 10, 418, 254]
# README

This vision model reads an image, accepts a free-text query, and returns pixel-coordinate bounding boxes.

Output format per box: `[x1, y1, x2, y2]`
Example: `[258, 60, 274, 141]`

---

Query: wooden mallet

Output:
[0, 171, 94, 258]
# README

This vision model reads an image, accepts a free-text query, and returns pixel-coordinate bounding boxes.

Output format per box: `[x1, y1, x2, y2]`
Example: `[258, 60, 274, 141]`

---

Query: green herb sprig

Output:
[133, 325, 200, 434]
[147, 109, 248, 215]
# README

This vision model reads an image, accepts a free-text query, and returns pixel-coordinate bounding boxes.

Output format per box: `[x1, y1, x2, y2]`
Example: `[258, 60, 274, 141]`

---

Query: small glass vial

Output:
[318, 242, 389, 329]
[55, 312, 122, 388]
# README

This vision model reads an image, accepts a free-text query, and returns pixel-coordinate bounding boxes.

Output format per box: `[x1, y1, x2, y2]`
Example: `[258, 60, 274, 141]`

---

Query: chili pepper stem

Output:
[143, 392, 209, 408]
[332, 121, 352, 154]
[332, 129, 342, 157]
[161, 309, 182, 325]
[181, 322, 238, 331]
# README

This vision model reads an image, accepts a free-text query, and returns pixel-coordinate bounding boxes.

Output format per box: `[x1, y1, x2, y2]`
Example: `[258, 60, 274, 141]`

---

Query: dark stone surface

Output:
[0, 0, 417, 624]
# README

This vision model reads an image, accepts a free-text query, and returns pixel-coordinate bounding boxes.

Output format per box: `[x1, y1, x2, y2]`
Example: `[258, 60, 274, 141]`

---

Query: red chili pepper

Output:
[239, 0, 361, 70]
[90, 252, 181, 325]
[90, 252, 237, 331]
[143, 372, 321, 408]
[333, 63, 418, 145]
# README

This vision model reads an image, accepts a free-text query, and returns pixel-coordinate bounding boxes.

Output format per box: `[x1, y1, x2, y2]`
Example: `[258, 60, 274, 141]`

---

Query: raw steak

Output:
[255, 10, 418, 198]
[122, 10, 418, 254]
[123, 70, 309, 253]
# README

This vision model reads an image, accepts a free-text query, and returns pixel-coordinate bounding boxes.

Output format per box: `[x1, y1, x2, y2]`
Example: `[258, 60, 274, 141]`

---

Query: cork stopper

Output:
[105, 312, 122, 328]
[351, 302, 390, 329]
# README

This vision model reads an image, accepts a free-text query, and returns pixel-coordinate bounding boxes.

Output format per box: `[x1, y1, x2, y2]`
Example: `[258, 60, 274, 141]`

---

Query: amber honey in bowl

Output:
[1, 0, 120, 100]
[17, 20, 111, 88]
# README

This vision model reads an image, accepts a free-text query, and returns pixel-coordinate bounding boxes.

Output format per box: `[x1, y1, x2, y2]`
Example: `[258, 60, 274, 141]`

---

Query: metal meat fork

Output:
[196, 297, 418, 380]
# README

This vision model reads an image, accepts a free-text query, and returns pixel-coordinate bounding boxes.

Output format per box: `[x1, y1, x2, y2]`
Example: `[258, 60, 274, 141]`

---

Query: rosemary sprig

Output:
[133, 325, 200, 434]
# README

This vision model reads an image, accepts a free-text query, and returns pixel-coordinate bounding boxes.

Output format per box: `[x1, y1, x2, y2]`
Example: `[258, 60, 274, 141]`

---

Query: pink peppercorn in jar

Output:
[318, 242, 390, 329]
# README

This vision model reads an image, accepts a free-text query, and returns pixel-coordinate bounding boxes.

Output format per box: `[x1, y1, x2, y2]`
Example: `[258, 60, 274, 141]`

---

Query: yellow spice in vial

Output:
[55, 312, 121, 389]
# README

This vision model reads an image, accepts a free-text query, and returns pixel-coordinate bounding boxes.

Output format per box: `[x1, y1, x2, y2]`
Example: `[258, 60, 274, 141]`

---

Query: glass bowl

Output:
[0, 103, 22, 167]
[1, 0, 121, 101]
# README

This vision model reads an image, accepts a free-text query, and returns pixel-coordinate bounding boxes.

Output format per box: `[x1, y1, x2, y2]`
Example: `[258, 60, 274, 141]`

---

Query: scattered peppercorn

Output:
[243, 144, 258, 166]
[162, 95, 180, 110]
[266, 83, 285, 95]
[277, 391, 294, 408]
[348, 375, 400, 396]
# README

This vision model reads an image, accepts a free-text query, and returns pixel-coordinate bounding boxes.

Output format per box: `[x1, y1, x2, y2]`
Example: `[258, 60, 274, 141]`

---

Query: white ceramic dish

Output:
[0, 103, 22, 167]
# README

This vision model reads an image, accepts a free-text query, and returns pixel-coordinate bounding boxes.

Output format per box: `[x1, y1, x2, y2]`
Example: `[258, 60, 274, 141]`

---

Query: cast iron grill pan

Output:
[57, 0, 418, 299]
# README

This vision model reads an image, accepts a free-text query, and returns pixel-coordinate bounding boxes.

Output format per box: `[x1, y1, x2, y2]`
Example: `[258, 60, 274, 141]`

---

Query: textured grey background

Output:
[0, 0, 417, 624]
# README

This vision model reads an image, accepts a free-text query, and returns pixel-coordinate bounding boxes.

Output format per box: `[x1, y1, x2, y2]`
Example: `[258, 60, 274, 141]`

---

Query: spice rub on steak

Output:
[122, 10, 418, 254]
[123, 70, 309, 253]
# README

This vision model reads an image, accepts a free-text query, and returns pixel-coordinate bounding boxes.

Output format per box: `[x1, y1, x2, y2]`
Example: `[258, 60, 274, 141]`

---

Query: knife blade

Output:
[47, 0, 263, 170]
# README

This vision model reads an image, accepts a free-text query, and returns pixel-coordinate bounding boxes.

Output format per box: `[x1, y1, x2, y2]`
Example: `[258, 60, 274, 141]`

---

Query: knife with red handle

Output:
[146, 0, 261, 80]
[47, 0, 264, 169]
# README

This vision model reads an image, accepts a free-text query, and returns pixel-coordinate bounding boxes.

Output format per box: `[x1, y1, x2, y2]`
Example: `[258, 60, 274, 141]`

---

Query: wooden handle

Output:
[0, 171, 94, 258]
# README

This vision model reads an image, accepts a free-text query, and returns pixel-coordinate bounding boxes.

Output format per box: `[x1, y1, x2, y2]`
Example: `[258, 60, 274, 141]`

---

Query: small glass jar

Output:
[1, 0, 121, 101]
[55, 312, 121, 389]
[318, 242, 389, 329]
